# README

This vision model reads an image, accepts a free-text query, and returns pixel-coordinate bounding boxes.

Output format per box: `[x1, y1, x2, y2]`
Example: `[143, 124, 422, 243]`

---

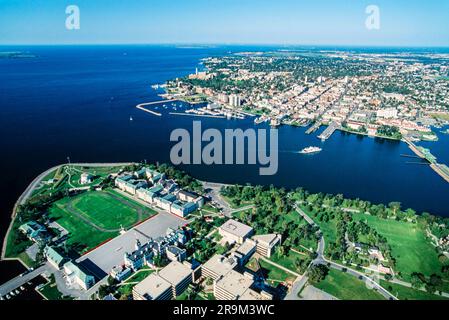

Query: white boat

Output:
[299, 146, 322, 154]
[129, 116, 133, 121]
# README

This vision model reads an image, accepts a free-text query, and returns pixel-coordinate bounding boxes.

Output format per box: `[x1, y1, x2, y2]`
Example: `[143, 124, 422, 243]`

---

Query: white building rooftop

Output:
[158, 261, 191, 286]
[252, 234, 281, 246]
[133, 273, 171, 300]
[203, 254, 237, 277]
[220, 219, 253, 238]
[235, 239, 256, 256]
[215, 270, 254, 298]
[239, 288, 273, 300]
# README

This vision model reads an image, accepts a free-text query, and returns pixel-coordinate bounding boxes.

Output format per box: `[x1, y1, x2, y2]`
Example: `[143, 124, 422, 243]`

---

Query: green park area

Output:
[352, 214, 442, 281]
[221, 194, 254, 209]
[269, 249, 309, 274]
[124, 268, 154, 284]
[32, 165, 126, 198]
[315, 269, 385, 300]
[48, 189, 156, 253]
[308, 204, 444, 282]
[38, 276, 72, 300]
[380, 280, 448, 300]
[257, 258, 296, 287]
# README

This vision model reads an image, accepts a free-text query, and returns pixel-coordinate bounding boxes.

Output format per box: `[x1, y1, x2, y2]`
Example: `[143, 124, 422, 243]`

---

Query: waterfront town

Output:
[165, 51, 449, 138]
[1, 161, 449, 301]
[156, 50, 449, 181]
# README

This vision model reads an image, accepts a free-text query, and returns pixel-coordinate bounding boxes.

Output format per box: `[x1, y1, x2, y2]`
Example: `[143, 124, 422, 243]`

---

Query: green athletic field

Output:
[48, 190, 156, 252]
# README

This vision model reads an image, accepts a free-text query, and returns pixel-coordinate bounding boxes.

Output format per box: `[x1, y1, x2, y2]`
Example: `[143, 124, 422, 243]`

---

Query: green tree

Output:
[308, 264, 329, 284]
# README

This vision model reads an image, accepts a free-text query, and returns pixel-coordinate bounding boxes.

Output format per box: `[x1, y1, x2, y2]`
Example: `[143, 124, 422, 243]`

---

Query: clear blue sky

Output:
[0, 0, 448, 46]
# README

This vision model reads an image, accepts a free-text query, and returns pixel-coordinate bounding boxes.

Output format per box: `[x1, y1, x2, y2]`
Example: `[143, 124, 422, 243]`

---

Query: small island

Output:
[0, 51, 36, 59]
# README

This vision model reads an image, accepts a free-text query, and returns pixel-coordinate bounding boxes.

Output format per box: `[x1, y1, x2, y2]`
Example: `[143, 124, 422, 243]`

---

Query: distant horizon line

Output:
[1, 43, 449, 49]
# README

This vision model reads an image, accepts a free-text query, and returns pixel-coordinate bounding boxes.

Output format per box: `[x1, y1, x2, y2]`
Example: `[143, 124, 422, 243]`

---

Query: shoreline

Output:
[0, 162, 135, 262]
[1, 126, 449, 263]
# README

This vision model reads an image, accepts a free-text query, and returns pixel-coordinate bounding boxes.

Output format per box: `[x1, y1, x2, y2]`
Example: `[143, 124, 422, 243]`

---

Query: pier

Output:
[306, 121, 322, 134]
[169, 112, 225, 119]
[318, 122, 339, 141]
[136, 99, 179, 117]
[400, 154, 422, 159]
[431, 163, 449, 183]
[404, 138, 449, 183]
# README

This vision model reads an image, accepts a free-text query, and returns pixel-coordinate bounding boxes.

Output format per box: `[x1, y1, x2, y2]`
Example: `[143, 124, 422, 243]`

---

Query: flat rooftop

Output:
[219, 219, 253, 238]
[158, 261, 191, 286]
[239, 288, 272, 300]
[252, 234, 281, 247]
[235, 239, 256, 256]
[202, 254, 236, 277]
[133, 273, 171, 300]
[77, 212, 186, 278]
[215, 270, 254, 298]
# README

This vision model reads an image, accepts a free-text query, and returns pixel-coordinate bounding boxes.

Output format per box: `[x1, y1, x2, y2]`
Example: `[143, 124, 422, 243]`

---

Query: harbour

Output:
[135, 99, 180, 116]
[2, 46, 449, 287]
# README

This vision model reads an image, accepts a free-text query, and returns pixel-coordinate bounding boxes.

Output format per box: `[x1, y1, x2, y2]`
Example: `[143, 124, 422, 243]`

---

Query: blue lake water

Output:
[0, 45, 448, 282]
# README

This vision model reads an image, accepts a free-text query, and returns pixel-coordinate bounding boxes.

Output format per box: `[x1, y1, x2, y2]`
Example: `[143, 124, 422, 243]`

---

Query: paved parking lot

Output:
[77, 212, 186, 279]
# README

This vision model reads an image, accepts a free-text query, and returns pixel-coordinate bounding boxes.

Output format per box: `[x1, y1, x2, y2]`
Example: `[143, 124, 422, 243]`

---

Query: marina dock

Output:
[317, 122, 339, 141]
[169, 112, 225, 119]
[135, 99, 178, 117]
[306, 121, 322, 134]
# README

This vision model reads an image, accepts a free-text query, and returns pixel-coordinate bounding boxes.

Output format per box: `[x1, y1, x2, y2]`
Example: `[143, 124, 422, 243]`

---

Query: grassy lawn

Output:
[107, 189, 157, 213]
[221, 195, 253, 209]
[4, 219, 33, 258]
[69, 191, 141, 229]
[307, 209, 338, 255]
[65, 165, 125, 188]
[124, 269, 154, 283]
[202, 204, 220, 213]
[352, 214, 442, 280]
[282, 211, 307, 225]
[48, 190, 155, 253]
[315, 268, 385, 300]
[232, 209, 253, 221]
[39, 278, 72, 300]
[380, 280, 448, 300]
[49, 200, 118, 253]
[269, 249, 306, 274]
[246, 257, 259, 272]
[117, 283, 134, 298]
[258, 259, 296, 286]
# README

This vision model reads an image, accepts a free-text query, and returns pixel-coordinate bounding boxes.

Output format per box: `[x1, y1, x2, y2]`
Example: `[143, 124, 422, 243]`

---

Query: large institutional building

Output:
[133, 273, 172, 300]
[132, 260, 196, 300]
[252, 234, 282, 258]
[218, 219, 254, 244]
[115, 169, 203, 218]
